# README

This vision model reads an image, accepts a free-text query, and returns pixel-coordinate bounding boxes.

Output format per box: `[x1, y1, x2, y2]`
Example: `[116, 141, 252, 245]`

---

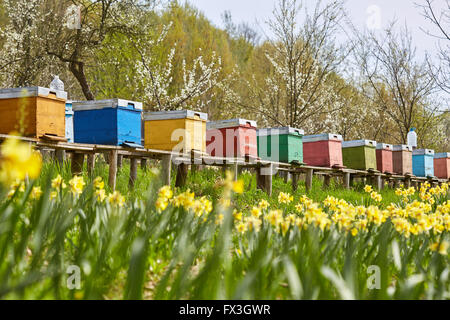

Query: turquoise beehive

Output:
[65, 100, 74, 143]
[412, 149, 434, 177]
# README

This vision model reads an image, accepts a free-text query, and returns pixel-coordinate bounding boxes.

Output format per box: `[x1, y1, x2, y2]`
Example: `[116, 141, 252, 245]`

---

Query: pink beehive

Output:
[376, 143, 393, 174]
[434, 153, 450, 179]
[303, 133, 344, 168]
[206, 119, 258, 158]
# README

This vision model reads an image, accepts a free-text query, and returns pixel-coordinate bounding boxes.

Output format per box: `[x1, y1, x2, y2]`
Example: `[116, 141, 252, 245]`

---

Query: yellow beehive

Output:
[0, 87, 66, 138]
[143, 110, 208, 153]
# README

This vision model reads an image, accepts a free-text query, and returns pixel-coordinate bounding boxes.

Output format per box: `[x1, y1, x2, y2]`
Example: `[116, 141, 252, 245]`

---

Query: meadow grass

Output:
[0, 159, 448, 300]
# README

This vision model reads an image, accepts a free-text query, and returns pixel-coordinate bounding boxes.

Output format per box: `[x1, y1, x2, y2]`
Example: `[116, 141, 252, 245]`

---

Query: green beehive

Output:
[342, 140, 377, 170]
[257, 127, 304, 164]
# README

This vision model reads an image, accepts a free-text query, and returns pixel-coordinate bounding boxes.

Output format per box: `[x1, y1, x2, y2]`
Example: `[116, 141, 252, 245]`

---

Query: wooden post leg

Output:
[129, 158, 138, 188]
[175, 162, 188, 188]
[305, 168, 314, 192]
[233, 162, 239, 181]
[343, 172, 351, 190]
[405, 175, 411, 188]
[257, 164, 273, 195]
[264, 164, 273, 196]
[117, 155, 123, 169]
[141, 158, 148, 171]
[108, 150, 118, 190]
[161, 154, 172, 186]
[55, 149, 66, 165]
[71, 153, 84, 176]
[323, 175, 331, 190]
[292, 172, 299, 191]
[87, 154, 95, 175]
[257, 166, 265, 191]
[375, 175, 382, 191]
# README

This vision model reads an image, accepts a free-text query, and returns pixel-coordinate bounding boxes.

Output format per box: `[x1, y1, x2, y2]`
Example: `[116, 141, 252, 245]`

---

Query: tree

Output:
[417, 0, 450, 95]
[223, 0, 351, 132]
[43, 0, 155, 100]
[0, 0, 51, 87]
[354, 23, 440, 145]
[133, 22, 225, 111]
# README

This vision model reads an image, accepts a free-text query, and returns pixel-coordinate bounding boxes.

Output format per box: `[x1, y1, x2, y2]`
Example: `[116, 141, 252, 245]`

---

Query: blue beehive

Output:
[73, 99, 143, 147]
[65, 100, 74, 143]
[412, 149, 434, 177]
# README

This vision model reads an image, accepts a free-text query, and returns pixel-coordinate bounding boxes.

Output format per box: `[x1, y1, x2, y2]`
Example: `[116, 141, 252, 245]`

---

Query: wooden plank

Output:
[161, 154, 172, 186]
[109, 149, 118, 190]
[175, 163, 188, 188]
[71, 153, 84, 176]
[129, 158, 138, 188]
[305, 168, 314, 192]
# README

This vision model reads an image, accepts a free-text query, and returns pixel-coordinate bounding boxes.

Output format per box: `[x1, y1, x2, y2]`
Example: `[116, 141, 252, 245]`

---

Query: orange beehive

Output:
[0, 87, 66, 138]
[433, 153, 449, 179]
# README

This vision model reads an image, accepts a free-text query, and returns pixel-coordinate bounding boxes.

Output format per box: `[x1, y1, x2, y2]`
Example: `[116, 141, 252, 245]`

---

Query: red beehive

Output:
[206, 119, 257, 158]
[376, 143, 393, 173]
[302, 133, 344, 168]
[434, 153, 450, 179]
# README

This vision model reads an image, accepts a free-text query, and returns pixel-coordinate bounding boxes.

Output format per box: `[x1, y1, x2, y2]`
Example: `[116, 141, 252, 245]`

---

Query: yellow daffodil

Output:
[0, 134, 42, 185]
[69, 176, 85, 196]
[108, 191, 125, 207]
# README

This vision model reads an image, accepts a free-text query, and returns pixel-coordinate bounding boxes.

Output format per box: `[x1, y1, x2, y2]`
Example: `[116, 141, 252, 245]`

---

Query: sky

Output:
[185, 0, 447, 60]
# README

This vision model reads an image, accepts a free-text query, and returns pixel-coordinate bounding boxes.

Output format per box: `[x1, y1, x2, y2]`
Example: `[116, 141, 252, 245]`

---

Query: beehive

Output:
[392, 145, 413, 175]
[73, 99, 143, 146]
[65, 101, 74, 143]
[341, 140, 377, 170]
[206, 119, 257, 158]
[0, 87, 66, 138]
[413, 149, 435, 177]
[302, 133, 343, 168]
[376, 143, 393, 173]
[144, 110, 207, 153]
[257, 127, 304, 164]
[434, 153, 450, 179]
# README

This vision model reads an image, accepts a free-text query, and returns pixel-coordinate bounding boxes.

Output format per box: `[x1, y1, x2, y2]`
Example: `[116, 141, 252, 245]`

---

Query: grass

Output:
[0, 158, 448, 300]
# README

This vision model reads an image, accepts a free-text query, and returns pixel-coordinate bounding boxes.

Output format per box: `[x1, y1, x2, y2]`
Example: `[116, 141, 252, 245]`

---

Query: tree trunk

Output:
[69, 61, 95, 101]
